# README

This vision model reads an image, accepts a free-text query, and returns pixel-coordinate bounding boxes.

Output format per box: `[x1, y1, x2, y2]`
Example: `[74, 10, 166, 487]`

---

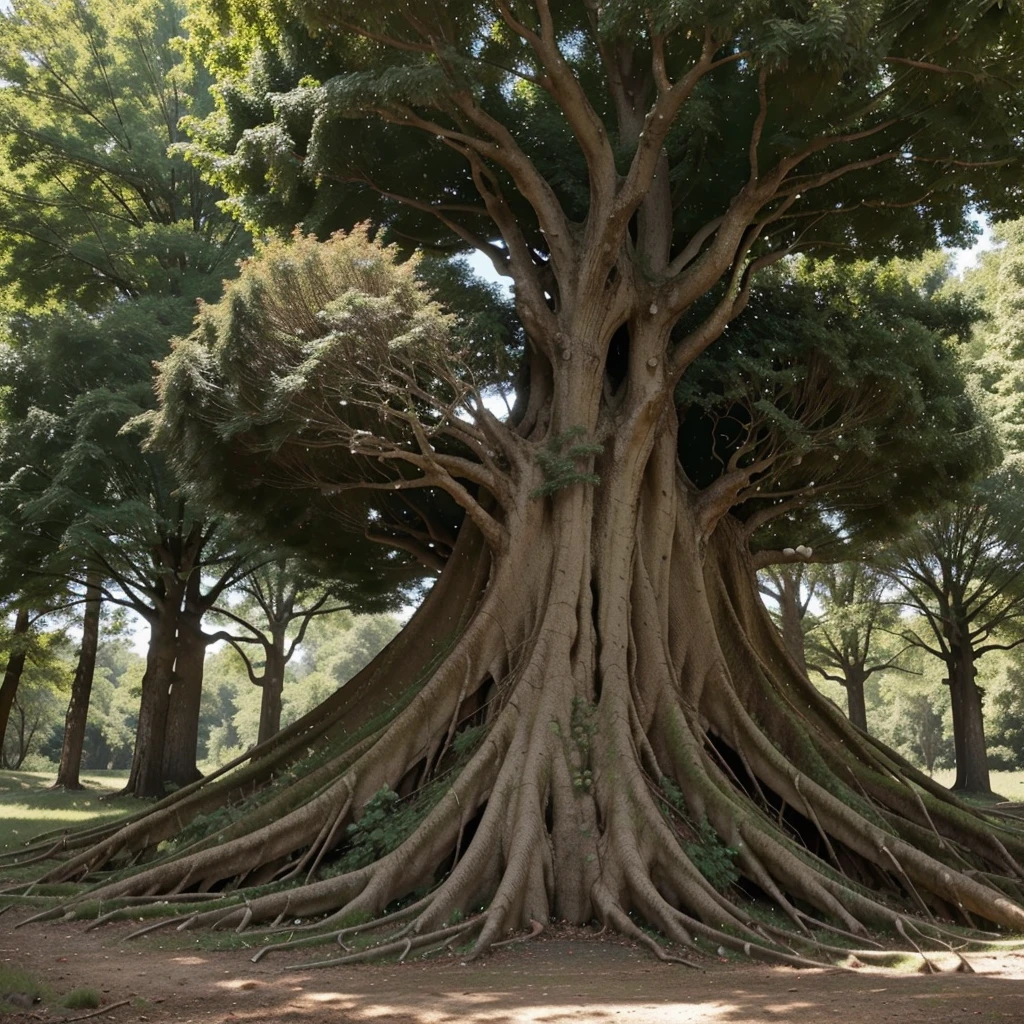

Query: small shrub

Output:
[657, 778, 739, 892]
[683, 818, 740, 893]
[62, 987, 101, 1009]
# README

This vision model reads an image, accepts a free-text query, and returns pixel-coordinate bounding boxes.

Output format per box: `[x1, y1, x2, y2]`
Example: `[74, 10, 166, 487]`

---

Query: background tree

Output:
[804, 562, 913, 732]
[210, 558, 367, 744]
[18, 0, 1024, 963]
[757, 564, 814, 673]
[53, 572, 103, 789]
[1, 623, 70, 770]
[0, 0, 257, 797]
[884, 481, 1024, 794]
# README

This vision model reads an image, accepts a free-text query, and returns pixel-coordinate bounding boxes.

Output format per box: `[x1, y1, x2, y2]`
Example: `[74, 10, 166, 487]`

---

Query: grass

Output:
[929, 769, 1024, 802]
[0, 964, 48, 1012]
[0, 769, 145, 860]
[61, 987, 102, 1009]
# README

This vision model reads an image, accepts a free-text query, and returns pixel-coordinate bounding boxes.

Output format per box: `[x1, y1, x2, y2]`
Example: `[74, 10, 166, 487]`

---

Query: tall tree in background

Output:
[0, 0, 252, 796]
[885, 485, 1024, 794]
[211, 559, 361, 745]
[758, 564, 814, 674]
[20, 1, 1024, 962]
[53, 571, 102, 789]
[804, 562, 910, 732]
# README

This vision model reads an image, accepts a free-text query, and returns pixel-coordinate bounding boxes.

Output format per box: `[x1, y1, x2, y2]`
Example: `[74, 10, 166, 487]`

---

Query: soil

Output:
[3, 915, 1024, 1023]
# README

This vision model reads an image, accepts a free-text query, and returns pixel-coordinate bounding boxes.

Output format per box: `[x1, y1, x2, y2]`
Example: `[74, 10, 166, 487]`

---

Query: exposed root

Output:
[13, 491, 1024, 967]
[491, 918, 544, 948]
[284, 917, 484, 969]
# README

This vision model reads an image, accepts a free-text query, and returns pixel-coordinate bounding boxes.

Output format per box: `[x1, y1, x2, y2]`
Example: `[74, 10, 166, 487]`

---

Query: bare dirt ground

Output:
[4, 915, 1024, 1024]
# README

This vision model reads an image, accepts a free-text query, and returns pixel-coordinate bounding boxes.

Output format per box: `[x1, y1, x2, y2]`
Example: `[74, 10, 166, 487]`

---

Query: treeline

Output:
[1, 612, 399, 774]
[0, 0, 416, 795]
[760, 347, 1024, 795]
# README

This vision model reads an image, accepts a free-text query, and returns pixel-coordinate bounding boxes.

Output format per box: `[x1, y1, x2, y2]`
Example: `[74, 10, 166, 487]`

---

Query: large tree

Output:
[884, 483, 1024, 795]
[0, 0, 257, 797]
[17, 1, 1024, 965]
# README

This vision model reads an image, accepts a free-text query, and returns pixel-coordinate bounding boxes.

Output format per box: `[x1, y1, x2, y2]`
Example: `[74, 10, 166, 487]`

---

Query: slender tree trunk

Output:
[844, 665, 868, 732]
[946, 639, 991, 795]
[0, 607, 31, 752]
[161, 606, 207, 788]
[257, 643, 286, 746]
[125, 595, 181, 799]
[54, 573, 103, 789]
[776, 569, 808, 674]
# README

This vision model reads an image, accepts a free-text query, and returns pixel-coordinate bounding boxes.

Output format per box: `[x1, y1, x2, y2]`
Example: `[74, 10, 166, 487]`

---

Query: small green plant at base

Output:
[657, 778, 739, 891]
[448, 908, 464, 925]
[451, 724, 486, 758]
[61, 988, 101, 1010]
[532, 426, 603, 498]
[683, 817, 740, 892]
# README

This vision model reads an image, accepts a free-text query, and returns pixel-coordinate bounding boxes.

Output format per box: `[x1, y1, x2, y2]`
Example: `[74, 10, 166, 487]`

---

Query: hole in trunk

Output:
[396, 757, 427, 798]
[591, 577, 602, 701]
[604, 323, 630, 395]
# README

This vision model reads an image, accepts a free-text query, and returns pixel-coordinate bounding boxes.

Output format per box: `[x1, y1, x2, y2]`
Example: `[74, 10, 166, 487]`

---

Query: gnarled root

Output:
[13, 490, 1024, 967]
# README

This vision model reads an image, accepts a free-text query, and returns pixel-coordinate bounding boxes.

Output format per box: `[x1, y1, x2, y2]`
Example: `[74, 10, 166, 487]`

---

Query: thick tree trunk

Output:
[44, 393, 1024, 953]
[125, 596, 181, 799]
[161, 605, 206, 788]
[946, 640, 991, 795]
[256, 643, 286, 746]
[0, 607, 31, 752]
[31, 332, 1024, 958]
[843, 666, 868, 732]
[54, 573, 103, 790]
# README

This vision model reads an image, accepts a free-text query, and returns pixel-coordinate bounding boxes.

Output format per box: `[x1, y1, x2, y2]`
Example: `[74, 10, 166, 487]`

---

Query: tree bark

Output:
[54, 573, 103, 789]
[844, 666, 868, 732]
[125, 592, 181, 799]
[776, 569, 808, 675]
[946, 638, 991, 795]
[256, 642, 286, 746]
[161, 598, 206, 789]
[0, 607, 31, 753]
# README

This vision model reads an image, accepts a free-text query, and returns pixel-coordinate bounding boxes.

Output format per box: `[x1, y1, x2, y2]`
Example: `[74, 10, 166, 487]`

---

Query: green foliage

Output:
[682, 257, 994, 558]
[0, 0, 254, 627]
[149, 228, 465, 583]
[0, 0, 244, 310]
[327, 779, 446, 876]
[61, 988, 101, 1010]
[658, 777, 739, 891]
[335, 785, 404, 871]
[450, 724, 486, 759]
[153, 0, 1024, 577]
[683, 818, 740, 894]
[183, 0, 1024, 259]
[532, 428, 604, 499]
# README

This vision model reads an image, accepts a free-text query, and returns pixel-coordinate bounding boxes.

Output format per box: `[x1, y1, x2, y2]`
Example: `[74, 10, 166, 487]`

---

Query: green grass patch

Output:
[930, 769, 1024, 802]
[0, 964, 48, 1012]
[0, 769, 145, 864]
[61, 987, 102, 1009]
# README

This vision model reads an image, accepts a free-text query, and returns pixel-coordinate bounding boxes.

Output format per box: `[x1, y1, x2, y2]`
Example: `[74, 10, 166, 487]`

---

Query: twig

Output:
[59, 998, 131, 1022]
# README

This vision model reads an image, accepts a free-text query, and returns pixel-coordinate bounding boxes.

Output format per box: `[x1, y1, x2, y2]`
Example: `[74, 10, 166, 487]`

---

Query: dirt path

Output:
[3, 915, 1024, 1023]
